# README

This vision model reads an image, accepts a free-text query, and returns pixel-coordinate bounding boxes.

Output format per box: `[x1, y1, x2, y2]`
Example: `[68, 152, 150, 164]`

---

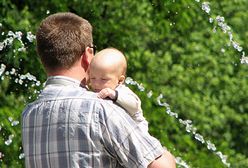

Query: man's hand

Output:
[98, 88, 116, 100]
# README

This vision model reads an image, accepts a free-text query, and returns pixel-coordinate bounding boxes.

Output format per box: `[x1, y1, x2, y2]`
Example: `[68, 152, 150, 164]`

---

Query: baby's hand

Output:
[98, 88, 116, 100]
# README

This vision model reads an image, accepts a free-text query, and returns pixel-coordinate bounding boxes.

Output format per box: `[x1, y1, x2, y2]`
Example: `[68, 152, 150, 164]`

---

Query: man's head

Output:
[89, 48, 127, 92]
[36, 12, 94, 83]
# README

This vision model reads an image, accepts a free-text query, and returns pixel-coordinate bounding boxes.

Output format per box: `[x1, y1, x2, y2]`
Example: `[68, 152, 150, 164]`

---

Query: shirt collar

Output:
[45, 76, 82, 87]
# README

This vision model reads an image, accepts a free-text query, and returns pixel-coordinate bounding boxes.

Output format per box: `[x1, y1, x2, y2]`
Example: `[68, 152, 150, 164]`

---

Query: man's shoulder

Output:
[40, 85, 97, 98]
[97, 98, 125, 112]
[97, 99, 132, 124]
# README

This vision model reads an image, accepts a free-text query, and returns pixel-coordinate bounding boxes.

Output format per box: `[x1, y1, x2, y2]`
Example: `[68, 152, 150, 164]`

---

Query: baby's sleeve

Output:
[115, 85, 142, 117]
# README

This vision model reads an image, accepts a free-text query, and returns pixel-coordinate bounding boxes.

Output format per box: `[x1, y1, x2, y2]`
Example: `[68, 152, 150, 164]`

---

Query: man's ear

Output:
[118, 75, 126, 84]
[81, 47, 93, 71]
[81, 52, 89, 71]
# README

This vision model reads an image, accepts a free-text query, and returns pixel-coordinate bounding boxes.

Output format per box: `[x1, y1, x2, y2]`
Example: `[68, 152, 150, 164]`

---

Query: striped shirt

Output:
[22, 76, 164, 168]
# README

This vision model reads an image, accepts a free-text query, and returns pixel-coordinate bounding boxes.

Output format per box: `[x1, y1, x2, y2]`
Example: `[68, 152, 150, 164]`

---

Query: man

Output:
[21, 12, 176, 168]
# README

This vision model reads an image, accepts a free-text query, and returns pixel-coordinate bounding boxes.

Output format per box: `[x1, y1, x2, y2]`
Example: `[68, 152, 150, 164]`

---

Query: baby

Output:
[89, 48, 148, 131]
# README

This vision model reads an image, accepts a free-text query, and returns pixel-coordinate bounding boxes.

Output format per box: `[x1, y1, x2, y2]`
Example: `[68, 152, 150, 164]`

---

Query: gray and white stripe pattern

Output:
[22, 76, 164, 168]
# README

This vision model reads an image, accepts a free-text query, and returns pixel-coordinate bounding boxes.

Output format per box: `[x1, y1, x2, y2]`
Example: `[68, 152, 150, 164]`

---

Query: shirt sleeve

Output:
[115, 85, 142, 117]
[100, 101, 164, 168]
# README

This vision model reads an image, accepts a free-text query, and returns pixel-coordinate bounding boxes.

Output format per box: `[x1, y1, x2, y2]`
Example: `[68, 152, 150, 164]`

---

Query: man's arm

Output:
[148, 150, 176, 168]
[100, 94, 176, 168]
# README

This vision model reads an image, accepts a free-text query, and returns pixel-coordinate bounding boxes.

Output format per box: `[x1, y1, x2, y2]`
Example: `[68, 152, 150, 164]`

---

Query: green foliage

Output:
[1, 0, 248, 167]
[0, 100, 25, 167]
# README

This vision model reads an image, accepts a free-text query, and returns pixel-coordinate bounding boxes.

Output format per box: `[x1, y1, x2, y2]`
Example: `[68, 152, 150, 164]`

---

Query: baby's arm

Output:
[97, 86, 141, 116]
[98, 86, 148, 131]
[115, 85, 149, 131]
[115, 85, 142, 117]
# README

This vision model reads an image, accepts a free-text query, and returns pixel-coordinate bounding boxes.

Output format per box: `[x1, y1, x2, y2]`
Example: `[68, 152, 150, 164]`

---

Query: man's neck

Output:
[47, 68, 88, 86]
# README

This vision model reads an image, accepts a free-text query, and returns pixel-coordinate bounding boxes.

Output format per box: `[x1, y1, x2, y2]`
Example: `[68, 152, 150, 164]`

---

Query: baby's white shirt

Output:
[115, 84, 148, 131]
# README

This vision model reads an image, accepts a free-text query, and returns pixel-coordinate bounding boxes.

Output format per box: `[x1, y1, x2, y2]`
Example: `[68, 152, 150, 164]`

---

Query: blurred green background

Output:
[0, 0, 248, 167]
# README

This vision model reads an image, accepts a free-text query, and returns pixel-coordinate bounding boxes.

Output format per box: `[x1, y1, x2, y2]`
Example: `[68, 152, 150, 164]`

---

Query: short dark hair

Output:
[36, 12, 93, 71]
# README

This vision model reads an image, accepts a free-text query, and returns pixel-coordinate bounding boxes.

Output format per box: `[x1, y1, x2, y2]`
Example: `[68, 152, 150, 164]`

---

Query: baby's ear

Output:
[118, 75, 125, 84]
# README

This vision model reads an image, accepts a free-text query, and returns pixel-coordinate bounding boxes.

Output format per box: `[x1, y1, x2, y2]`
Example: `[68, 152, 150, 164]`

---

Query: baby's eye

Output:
[101, 78, 108, 81]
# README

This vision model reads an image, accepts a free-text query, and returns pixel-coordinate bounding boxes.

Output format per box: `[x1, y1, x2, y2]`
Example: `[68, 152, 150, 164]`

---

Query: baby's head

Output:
[89, 48, 127, 92]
